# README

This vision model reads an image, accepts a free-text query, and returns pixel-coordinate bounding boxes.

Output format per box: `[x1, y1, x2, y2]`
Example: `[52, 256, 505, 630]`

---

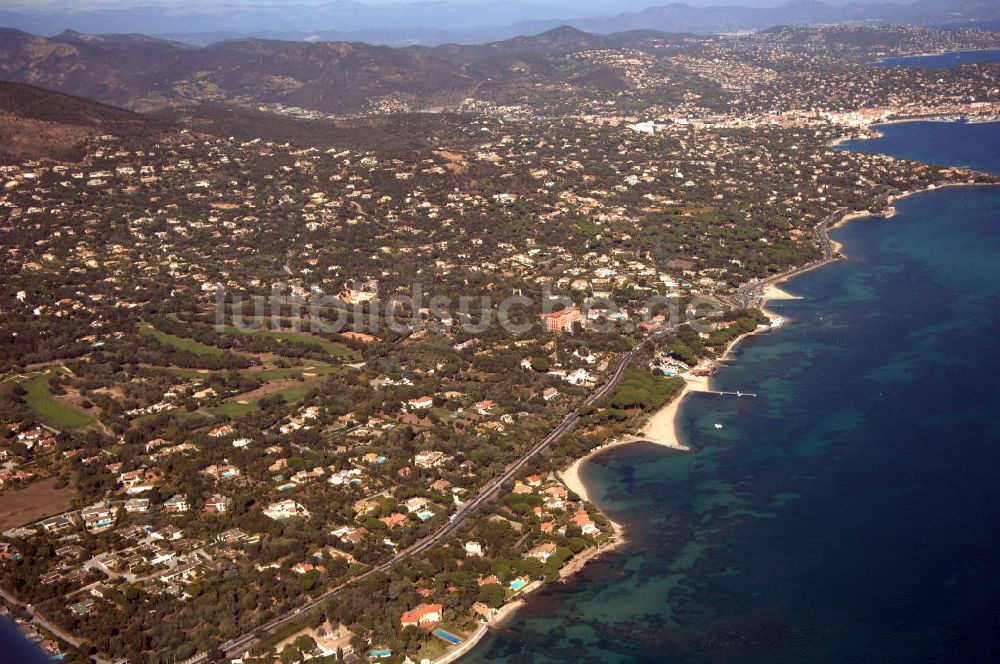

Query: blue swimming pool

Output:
[509, 578, 527, 591]
[434, 629, 463, 645]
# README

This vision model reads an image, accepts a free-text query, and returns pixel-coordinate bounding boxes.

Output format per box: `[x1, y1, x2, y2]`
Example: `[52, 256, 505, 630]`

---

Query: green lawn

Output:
[221, 325, 358, 360]
[253, 362, 339, 380]
[140, 322, 357, 363]
[142, 361, 337, 382]
[213, 383, 314, 418]
[22, 372, 93, 429]
[138, 323, 231, 357]
[145, 367, 216, 379]
[131, 408, 211, 427]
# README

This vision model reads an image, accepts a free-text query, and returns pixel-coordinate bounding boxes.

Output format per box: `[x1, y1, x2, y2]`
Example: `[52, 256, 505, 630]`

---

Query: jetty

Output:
[702, 390, 757, 397]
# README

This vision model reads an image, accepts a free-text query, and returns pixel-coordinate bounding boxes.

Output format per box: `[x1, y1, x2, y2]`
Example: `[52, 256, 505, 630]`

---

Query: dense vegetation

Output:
[1, 22, 998, 664]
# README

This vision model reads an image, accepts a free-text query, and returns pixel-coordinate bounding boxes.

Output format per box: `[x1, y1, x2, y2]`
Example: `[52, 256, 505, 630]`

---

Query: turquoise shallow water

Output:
[460, 122, 1000, 663]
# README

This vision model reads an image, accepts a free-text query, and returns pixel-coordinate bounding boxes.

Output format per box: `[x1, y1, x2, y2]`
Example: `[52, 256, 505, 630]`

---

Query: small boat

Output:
[714, 423, 723, 429]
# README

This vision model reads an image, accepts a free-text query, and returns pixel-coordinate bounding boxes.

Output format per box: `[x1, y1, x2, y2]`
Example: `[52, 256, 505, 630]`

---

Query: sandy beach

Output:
[559, 271, 816, 508]
[558, 371, 709, 507]
[454, 192, 901, 663]
[447, 139, 1000, 664]
[484, 364, 727, 659]
[761, 283, 800, 302]
[759, 283, 800, 327]
[559, 451, 612, 507]
[638, 373, 710, 448]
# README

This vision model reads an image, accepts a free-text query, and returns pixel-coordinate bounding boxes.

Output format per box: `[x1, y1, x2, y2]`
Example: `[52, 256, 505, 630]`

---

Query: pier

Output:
[701, 390, 757, 397]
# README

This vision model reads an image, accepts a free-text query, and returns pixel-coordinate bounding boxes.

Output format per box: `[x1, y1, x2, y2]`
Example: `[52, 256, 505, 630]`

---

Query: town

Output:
[1, 22, 999, 664]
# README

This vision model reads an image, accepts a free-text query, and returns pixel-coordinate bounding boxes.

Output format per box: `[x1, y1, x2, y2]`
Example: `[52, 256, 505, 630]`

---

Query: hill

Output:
[0, 80, 164, 161]
[0, 25, 668, 114]
[0, 22, 997, 117]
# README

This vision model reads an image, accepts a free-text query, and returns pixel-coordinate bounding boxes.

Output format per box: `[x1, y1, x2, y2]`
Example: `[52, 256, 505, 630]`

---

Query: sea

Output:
[876, 49, 1000, 68]
[459, 119, 1000, 663]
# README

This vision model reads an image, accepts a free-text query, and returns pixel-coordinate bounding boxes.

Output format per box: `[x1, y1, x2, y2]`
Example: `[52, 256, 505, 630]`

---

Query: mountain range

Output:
[0, 0, 998, 46]
[2, 18, 999, 119]
[0, 25, 690, 114]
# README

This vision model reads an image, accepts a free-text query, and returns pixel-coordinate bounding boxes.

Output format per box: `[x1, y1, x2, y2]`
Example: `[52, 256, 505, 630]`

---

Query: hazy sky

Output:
[2, 0, 896, 10]
[0, 0, 925, 41]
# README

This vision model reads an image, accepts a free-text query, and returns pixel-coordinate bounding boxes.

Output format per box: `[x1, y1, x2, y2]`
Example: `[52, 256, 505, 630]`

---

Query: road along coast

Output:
[205, 176, 994, 664]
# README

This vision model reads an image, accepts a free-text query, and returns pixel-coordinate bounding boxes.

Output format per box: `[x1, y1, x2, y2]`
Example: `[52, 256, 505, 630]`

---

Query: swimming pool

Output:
[433, 629, 463, 645]
[509, 578, 527, 591]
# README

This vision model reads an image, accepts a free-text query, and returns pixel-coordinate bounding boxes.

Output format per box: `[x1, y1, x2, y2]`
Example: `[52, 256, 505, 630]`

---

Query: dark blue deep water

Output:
[840, 121, 1000, 175]
[876, 49, 1000, 68]
[461, 123, 1000, 663]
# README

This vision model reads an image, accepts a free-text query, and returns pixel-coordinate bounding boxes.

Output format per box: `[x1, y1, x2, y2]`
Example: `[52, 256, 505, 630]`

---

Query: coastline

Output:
[444, 524, 628, 663]
[877, 47, 1000, 59]
[838, 181, 1000, 232]
[828, 115, 1000, 150]
[451, 171, 1000, 664]
[558, 373, 702, 506]
[549, 273, 811, 599]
